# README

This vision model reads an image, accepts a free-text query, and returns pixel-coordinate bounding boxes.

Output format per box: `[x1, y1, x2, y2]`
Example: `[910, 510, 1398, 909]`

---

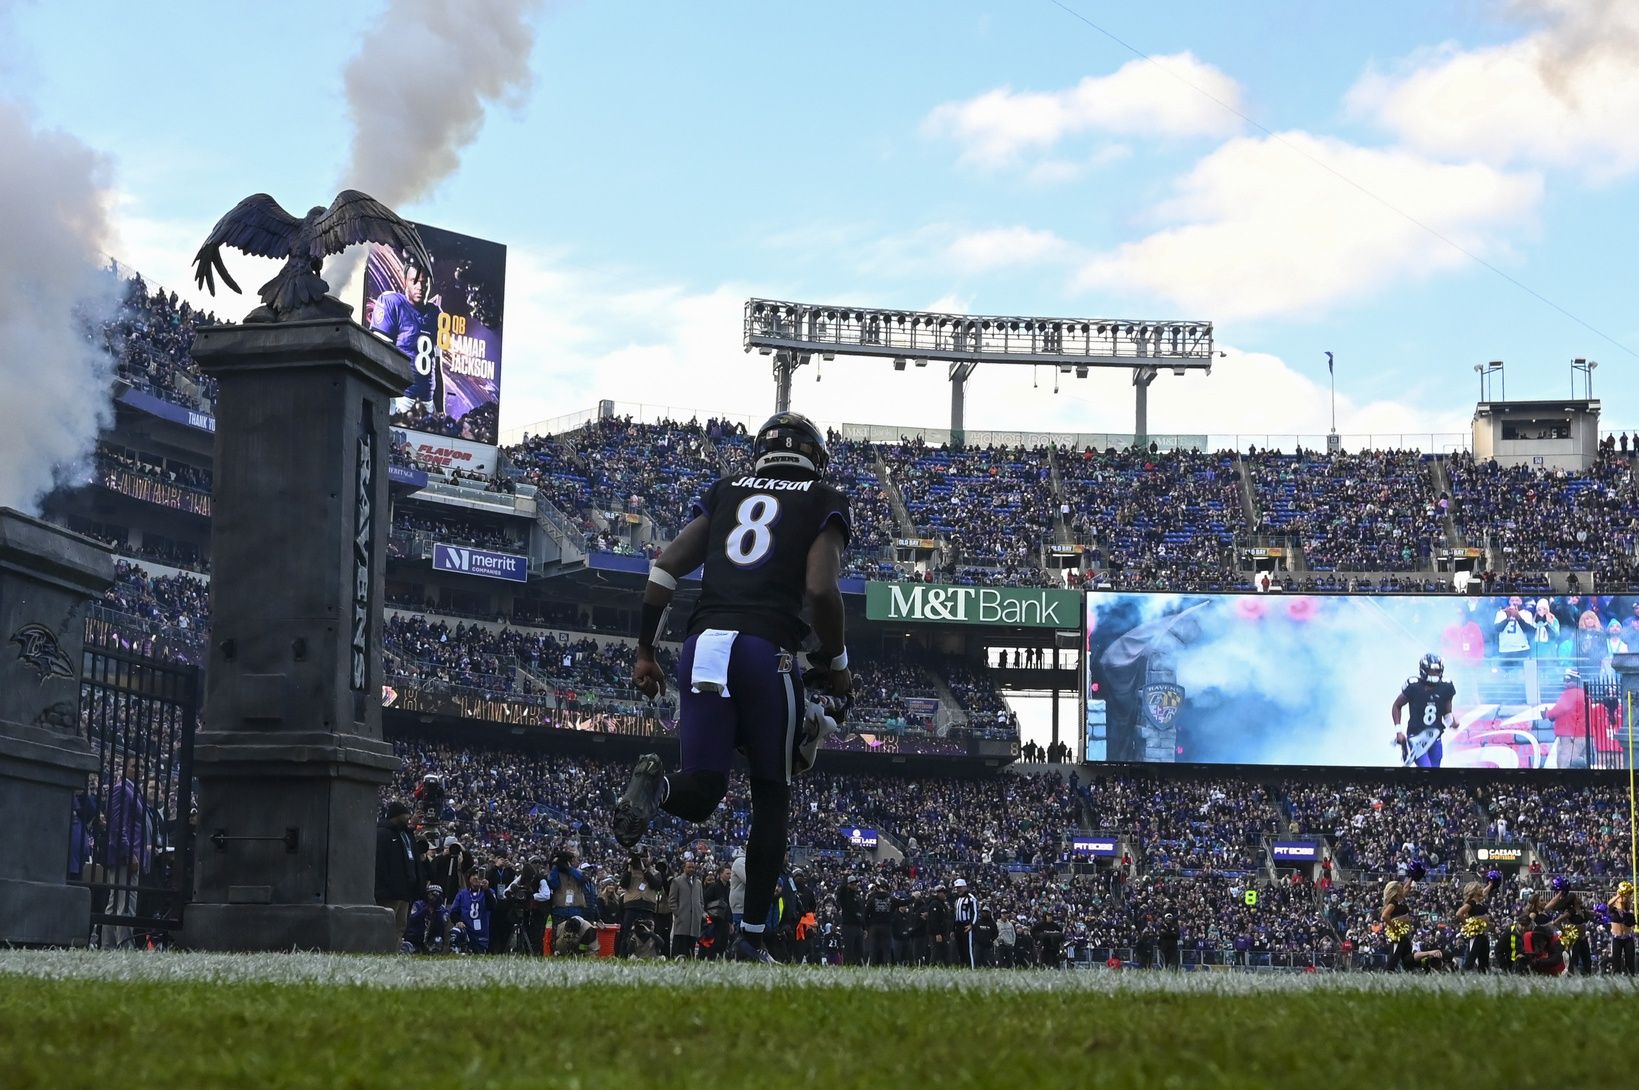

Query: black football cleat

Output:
[733, 936, 776, 963]
[613, 753, 666, 849]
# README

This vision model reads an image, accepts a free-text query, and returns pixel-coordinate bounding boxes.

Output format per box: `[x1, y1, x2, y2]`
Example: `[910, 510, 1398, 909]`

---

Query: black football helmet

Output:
[1418, 653, 1444, 683]
[753, 411, 829, 475]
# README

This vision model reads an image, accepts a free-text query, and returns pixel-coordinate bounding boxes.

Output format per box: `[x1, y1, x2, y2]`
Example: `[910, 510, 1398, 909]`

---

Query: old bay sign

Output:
[865, 582, 1080, 628]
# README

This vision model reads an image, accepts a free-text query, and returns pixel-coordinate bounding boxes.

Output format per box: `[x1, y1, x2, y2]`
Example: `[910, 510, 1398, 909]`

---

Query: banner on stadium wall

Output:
[895, 537, 938, 550]
[97, 465, 212, 518]
[432, 543, 529, 582]
[865, 581, 1081, 628]
[391, 429, 499, 477]
[845, 827, 879, 849]
[363, 222, 506, 447]
[1049, 544, 1087, 556]
[1069, 836, 1120, 858]
[905, 697, 941, 721]
[1083, 591, 1637, 772]
[1271, 840, 1320, 862]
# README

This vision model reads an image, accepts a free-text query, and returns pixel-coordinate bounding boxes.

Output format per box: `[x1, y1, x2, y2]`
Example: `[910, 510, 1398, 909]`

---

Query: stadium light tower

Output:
[743, 300, 1214, 446]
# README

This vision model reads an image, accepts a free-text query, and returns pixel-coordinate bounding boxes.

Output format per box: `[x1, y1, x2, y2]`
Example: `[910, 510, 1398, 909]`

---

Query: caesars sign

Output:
[865, 582, 1081, 628]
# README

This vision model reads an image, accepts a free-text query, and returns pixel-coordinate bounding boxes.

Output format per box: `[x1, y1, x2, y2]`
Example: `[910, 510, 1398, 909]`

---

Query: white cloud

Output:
[1346, 0, 1639, 182]
[924, 53, 1241, 167]
[1074, 132, 1542, 321]
[1024, 143, 1132, 186]
[943, 226, 1073, 273]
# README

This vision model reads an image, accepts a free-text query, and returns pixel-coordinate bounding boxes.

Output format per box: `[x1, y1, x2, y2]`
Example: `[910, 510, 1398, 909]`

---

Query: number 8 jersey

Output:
[1400, 676, 1456, 733]
[686, 471, 851, 651]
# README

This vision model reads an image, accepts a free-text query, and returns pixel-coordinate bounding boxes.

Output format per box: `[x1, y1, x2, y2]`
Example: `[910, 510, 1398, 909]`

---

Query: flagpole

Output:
[1328, 352, 1336, 434]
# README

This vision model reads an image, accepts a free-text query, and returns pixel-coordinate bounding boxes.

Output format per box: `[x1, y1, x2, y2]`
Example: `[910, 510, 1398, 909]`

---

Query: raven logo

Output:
[11, 624, 74, 682]
[1141, 682, 1185, 729]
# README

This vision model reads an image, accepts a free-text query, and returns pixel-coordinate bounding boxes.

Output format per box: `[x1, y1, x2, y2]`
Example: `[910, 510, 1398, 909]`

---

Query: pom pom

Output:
[1487, 869, 1502, 885]
[1407, 861, 1426, 881]
[1552, 876, 1568, 892]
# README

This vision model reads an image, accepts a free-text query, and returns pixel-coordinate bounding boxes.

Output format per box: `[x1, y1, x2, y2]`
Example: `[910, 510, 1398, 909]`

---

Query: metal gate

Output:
[1586, 674, 1629, 771]
[76, 635, 199, 947]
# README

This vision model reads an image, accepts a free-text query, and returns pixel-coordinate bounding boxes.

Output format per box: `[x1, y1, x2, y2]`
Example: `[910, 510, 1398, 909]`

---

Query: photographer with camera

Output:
[619, 848, 663, 957]
[429, 836, 471, 900]
[546, 847, 598, 950]
[506, 856, 550, 956]
[553, 912, 600, 956]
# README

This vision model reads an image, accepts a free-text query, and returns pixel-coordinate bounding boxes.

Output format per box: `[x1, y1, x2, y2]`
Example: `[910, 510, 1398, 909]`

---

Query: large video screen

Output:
[363, 222, 506, 446]
[1084, 592, 1634, 770]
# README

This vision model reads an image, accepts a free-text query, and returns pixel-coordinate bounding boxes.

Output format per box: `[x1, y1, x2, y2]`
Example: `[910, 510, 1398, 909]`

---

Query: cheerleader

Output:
[1382, 879, 1416, 971]
[1606, 881, 1636, 975]
[1455, 875, 1498, 972]
[1553, 891, 1593, 976]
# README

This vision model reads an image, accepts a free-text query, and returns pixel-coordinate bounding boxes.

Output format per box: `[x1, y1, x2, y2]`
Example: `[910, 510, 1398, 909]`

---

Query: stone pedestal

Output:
[182, 318, 410, 953]
[0, 510, 114, 945]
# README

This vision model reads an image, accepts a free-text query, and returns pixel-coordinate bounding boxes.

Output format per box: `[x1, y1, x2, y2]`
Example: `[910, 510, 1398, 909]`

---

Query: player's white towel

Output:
[691, 628, 737, 696]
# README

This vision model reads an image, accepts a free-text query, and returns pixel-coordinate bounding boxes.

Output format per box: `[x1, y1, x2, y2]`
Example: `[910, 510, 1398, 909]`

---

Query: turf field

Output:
[2, 951, 1635, 1089]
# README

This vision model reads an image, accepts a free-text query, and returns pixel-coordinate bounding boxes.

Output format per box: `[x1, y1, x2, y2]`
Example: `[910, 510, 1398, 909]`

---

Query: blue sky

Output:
[8, 0, 1637, 445]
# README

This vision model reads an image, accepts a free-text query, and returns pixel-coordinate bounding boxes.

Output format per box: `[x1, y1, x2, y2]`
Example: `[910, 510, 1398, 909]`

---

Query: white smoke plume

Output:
[0, 98, 118, 513]
[328, 0, 542, 286]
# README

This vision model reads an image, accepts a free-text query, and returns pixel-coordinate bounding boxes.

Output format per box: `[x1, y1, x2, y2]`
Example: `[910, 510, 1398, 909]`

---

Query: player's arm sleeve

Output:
[804, 523, 848, 656]
[821, 490, 852, 549]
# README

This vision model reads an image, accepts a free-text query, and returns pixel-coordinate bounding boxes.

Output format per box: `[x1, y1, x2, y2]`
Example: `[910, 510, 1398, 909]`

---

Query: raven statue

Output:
[193, 190, 432, 322]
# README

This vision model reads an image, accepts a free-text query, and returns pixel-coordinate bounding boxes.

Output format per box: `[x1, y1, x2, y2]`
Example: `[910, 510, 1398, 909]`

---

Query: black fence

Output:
[1585, 675, 1631, 771]
[75, 639, 200, 948]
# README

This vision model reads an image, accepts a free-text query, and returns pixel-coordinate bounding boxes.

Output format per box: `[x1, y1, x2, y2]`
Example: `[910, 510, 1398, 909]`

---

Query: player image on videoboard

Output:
[363, 222, 506, 445]
[1083, 592, 1635, 771]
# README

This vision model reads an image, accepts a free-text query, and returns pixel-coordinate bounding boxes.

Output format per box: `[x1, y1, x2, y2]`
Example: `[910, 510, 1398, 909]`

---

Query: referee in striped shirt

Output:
[952, 878, 980, 968]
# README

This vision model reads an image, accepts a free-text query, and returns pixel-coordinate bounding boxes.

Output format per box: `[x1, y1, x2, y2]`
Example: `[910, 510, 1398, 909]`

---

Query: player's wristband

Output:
[814, 648, 847, 671]
[647, 565, 678, 591]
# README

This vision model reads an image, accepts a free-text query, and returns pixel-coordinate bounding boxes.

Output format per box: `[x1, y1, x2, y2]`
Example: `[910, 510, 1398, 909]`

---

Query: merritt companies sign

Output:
[865, 582, 1081, 628]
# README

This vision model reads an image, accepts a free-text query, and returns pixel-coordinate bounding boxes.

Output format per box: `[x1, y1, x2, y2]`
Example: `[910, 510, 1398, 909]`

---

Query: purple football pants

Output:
[676, 633, 804, 785]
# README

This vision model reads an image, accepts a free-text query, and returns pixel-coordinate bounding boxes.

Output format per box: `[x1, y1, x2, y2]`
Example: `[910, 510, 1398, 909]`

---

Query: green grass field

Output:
[2, 952, 1635, 1089]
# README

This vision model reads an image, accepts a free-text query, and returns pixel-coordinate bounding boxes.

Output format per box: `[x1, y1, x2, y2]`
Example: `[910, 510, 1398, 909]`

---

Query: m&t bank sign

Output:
[865, 582, 1080, 628]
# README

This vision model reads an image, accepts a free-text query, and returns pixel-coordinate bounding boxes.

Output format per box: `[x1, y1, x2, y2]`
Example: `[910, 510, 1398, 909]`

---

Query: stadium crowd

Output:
[374, 741, 1639, 970]
[1247, 451, 1444, 572]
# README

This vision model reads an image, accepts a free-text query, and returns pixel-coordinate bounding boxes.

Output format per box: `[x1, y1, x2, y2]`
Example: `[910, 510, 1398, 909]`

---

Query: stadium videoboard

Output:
[363, 222, 506, 447]
[1084, 592, 1635, 770]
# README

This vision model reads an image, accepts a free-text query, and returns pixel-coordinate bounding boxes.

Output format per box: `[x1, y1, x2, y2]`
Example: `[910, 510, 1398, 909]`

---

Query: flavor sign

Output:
[865, 582, 1080, 628]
